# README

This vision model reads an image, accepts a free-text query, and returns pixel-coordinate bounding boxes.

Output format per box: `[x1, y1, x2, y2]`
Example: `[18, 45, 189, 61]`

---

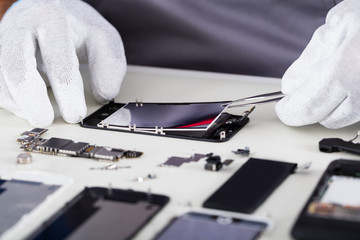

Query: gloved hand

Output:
[0, 0, 126, 127]
[276, 0, 360, 129]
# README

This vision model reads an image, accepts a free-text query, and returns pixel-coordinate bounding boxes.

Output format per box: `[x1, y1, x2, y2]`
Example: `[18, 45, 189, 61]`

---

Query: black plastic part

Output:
[204, 155, 223, 171]
[203, 158, 297, 213]
[319, 138, 360, 155]
[292, 159, 360, 240]
[80, 102, 249, 142]
[233, 148, 250, 156]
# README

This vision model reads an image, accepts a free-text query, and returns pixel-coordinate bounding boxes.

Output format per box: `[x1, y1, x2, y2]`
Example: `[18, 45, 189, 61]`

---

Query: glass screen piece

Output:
[307, 175, 360, 222]
[154, 212, 268, 240]
[81, 101, 252, 142]
[27, 187, 169, 240]
[0, 170, 70, 238]
[98, 102, 227, 131]
[67, 200, 159, 240]
[0, 180, 59, 235]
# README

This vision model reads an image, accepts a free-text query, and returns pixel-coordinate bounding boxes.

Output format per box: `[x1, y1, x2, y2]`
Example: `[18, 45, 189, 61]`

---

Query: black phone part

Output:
[80, 102, 249, 142]
[292, 159, 360, 240]
[203, 158, 297, 213]
[319, 138, 360, 155]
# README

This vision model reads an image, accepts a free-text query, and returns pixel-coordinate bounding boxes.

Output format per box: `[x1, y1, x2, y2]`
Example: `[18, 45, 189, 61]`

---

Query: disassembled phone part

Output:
[204, 155, 234, 172]
[160, 153, 208, 167]
[204, 155, 223, 171]
[153, 211, 269, 240]
[319, 131, 360, 155]
[0, 171, 71, 237]
[17, 153, 32, 164]
[292, 159, 360, 240]
[27, 187, 169, 240]
[17, 128, 143, 162]
[204, 158, 299, 213]
[134, 173, 157, 182]
[89, 164, 131, 170]
[81, 101, 254, 142]
[233, 147, 251, 156]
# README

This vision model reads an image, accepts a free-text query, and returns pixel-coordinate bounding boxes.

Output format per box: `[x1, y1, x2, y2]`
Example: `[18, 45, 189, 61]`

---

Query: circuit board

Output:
[17, 128, 143, 162]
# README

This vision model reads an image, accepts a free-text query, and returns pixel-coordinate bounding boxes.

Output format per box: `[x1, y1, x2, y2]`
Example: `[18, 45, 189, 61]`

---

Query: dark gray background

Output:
[84, 0, 342, 77]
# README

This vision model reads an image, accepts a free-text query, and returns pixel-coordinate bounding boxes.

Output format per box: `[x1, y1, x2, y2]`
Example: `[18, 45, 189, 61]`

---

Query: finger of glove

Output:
[320, 97, 360, 129]
[326, 0, 360, 22]
[0, 31, 54, 127]
[281, 0, 357, 96]
[0, 75, 25, 118]
[63, 0, 126, 102]
[282, 21, 345, 95]
[0, 69, 19, 113]
[86, 23, 126, 103]
[319, 32, 360, 128]
[37, 22, 86, 124]
[277, 12, 354, 126]
[276, 82, 347, 126]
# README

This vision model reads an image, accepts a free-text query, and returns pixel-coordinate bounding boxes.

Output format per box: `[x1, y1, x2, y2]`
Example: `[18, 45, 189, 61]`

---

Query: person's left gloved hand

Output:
[0, 0, 126, 127]
[276, 0, 360, 129]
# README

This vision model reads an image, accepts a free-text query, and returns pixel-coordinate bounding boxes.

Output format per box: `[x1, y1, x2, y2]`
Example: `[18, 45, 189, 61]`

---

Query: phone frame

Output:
[153, 211, 269, 240]
[292, 159, 360, 240]
[80, 101, 250, 142]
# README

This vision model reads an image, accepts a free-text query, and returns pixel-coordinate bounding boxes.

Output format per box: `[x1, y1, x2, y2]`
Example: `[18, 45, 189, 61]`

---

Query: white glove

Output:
[276, 0, 360, 129]
[0, 0, 126, 127]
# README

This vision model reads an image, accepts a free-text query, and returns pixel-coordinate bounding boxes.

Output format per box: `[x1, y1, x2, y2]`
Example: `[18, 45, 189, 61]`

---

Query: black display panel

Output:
[203, 158, 297, 213]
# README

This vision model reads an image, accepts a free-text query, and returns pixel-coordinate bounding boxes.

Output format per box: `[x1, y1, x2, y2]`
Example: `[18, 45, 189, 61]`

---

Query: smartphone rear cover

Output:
[203, 158, 297, 213]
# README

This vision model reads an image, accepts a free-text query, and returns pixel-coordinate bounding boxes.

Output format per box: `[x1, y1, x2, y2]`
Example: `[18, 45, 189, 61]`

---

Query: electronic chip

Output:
[37, 138, 72, 152]
[59, 142, 90, 156]
[93, 147, 125, 161]
[83, 146, 102, 158]
[124, 150, 143, 158]
[29, 128, 48, 135]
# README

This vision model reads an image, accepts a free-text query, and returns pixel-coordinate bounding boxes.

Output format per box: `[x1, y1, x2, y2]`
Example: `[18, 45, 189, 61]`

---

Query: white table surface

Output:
[1, 65, 359, 240]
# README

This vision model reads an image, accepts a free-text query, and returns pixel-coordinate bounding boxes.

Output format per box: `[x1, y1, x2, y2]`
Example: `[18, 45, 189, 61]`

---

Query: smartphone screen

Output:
[81, 101, 250, 142]
[306, 175, 360, 222]
[154, 212, 268, 240]
[0, 180, 59, 235]
[28, 187, 169, 240]
[100, 102, 226, 131]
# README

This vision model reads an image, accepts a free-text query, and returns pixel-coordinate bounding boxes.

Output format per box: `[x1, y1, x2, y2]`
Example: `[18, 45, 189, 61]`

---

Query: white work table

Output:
[1, 66, 359, 240]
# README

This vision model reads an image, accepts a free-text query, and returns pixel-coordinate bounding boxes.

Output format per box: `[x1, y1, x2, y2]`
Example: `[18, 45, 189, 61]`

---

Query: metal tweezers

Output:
[221, 91, 285, 108]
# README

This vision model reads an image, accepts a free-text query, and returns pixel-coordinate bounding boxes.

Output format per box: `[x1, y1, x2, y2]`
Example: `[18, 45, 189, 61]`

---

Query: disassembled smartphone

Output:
[0, 171, 71, 238]
[17, 128, 143, 162]
[153, 211, 269, 240]
[292, 159, 360, 240]
[80, 101, 254, 142]
[26, 187, 169, 240]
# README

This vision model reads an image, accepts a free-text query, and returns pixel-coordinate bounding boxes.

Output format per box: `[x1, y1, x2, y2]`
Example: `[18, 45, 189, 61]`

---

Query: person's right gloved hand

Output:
[276, 0, 360, 129]
[0, 0, 126, 127]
